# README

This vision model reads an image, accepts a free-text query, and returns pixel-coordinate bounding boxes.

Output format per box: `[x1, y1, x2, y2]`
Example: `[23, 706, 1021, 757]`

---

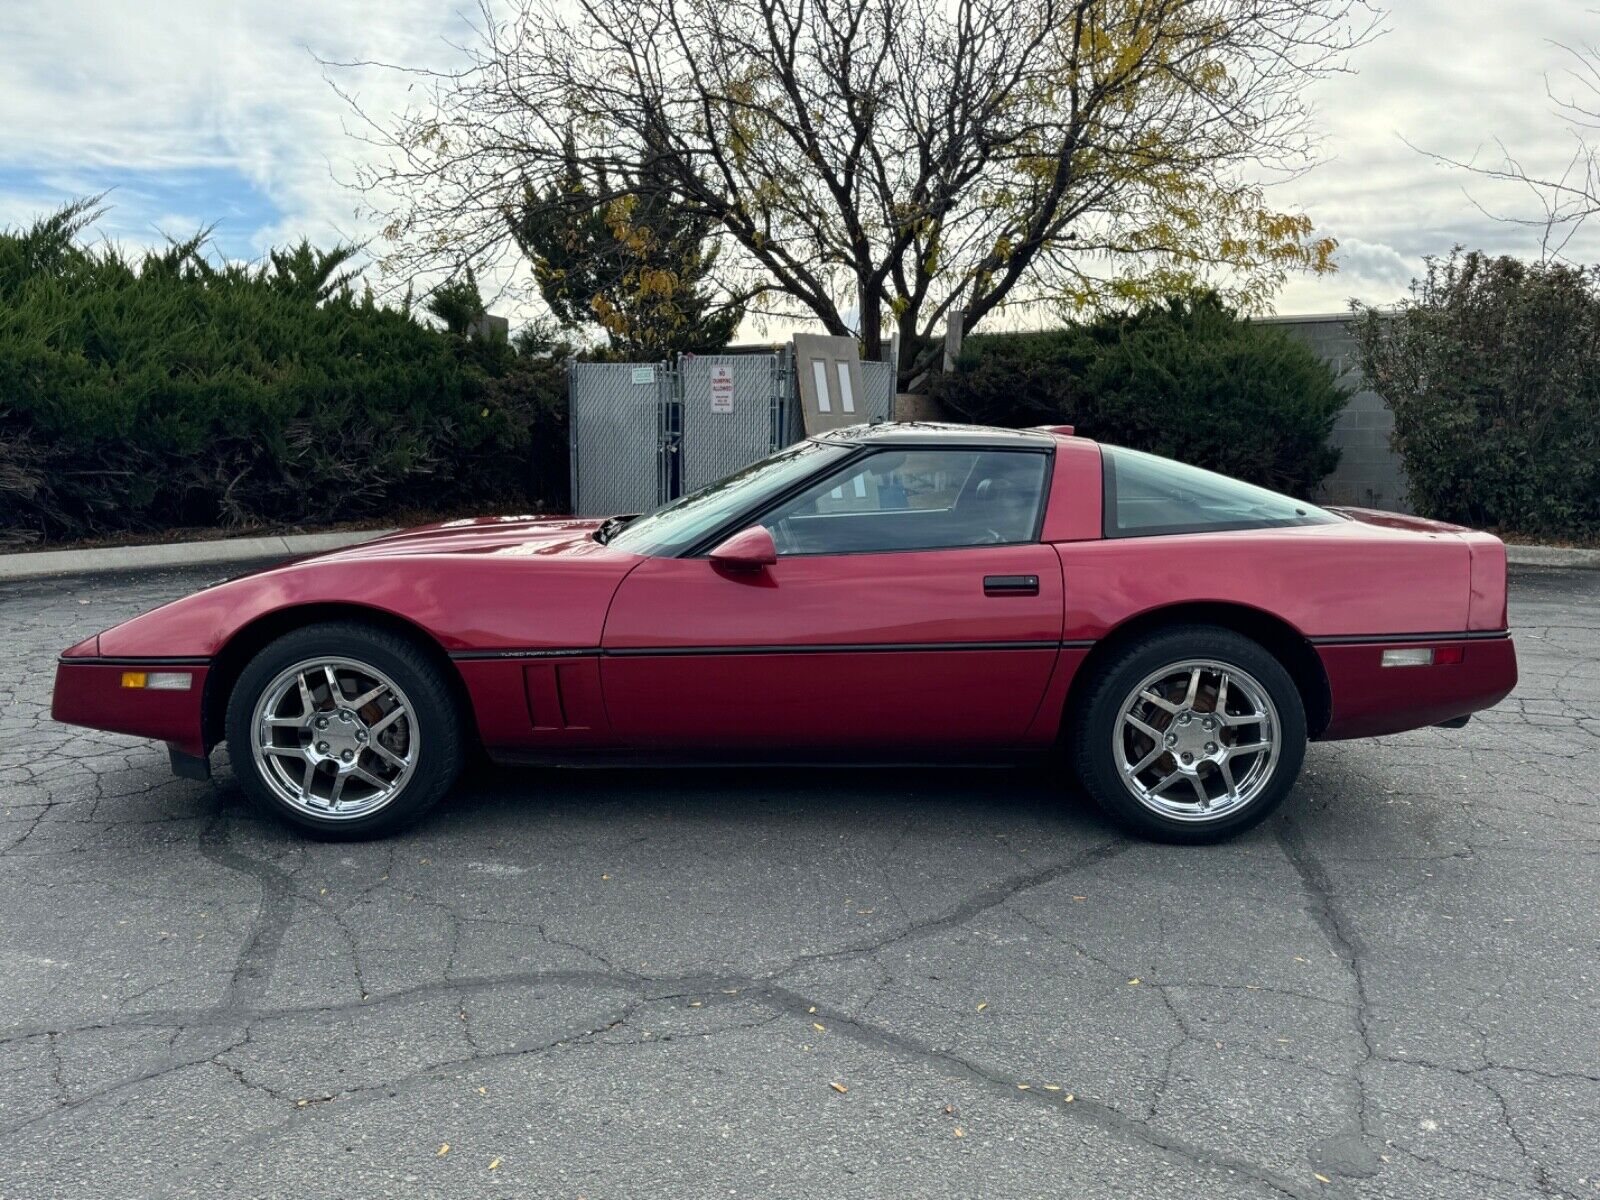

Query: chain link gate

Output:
[568, 360, 672, 517]
[570, 347, 891, 516]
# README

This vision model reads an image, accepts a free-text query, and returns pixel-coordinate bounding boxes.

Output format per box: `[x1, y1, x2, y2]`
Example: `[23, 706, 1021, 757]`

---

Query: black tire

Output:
[1068, 625, 1306, 844]
[225, 622, 464, 839]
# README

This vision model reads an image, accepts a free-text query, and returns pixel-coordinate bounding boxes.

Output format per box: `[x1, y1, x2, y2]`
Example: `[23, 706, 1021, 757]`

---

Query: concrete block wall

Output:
[1256, 313, 1412, 513]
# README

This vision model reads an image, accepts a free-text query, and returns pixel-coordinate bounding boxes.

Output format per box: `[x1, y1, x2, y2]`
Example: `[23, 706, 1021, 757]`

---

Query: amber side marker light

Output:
[1381, 646, 1465, 668]
[121, 671, 193, 691]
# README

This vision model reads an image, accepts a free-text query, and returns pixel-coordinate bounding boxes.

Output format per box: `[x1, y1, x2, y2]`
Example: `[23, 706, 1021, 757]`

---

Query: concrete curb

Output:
[0, 529, 399, 582]
[1506, 545, 1600, 570]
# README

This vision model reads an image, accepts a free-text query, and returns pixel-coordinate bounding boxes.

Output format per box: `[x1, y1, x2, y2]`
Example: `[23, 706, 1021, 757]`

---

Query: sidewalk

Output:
[0, 528, 398, 582]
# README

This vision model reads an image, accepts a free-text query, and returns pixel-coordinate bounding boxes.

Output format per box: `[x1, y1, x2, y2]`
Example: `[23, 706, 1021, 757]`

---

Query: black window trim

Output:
[678, 442, 1055, 559]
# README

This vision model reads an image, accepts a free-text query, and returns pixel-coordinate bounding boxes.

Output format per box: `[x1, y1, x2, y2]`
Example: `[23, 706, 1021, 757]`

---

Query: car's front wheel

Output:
[225, 622, 463, 838]
[1070, 625, 1307, 843]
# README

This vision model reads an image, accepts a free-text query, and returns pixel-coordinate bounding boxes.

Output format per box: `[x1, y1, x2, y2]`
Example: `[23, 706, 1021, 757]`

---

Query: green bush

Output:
[1353, 251, 1600, 537]
[929, 293, 1346, 496]
[0, 202, 569, 546]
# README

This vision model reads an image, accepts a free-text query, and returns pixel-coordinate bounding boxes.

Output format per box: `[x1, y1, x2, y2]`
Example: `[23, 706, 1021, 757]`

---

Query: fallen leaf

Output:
[1127, 978, 1141, 986]
[976, 1002, 988, 1012]
[953, 1127, 965, 1138]
[943, 1105, 954, 1115]
[1016, 1083, 1030, 1091]
[812, 1022, 826, 1033]
[601, 874, 611, 881]
[829, 1082, 848, 1094]
[1042, 1085, 1061, 1092]
[1072, 896, 1087, 902]
[489, 1158, 502, 1170]
[689, 1001, 702, 1008]
[808, 1006, 817, 1014]
[477, 1087, 487, 1095]
[1314, 1174, 1331, 1184]
[1064, 1094, 1075, 1103]
[436, 1143, 450, 1157]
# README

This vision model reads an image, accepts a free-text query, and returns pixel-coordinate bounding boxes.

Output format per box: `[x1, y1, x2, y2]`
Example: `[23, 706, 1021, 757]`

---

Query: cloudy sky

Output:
[3, 0, 1597, 325]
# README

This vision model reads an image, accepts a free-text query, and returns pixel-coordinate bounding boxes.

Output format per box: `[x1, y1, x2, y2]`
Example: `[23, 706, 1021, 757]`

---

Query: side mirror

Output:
[709, 525, 777, 571]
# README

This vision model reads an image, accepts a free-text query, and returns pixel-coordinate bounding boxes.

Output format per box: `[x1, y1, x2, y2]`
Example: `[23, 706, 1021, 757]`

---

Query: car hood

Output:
[298, 514, 610, 565]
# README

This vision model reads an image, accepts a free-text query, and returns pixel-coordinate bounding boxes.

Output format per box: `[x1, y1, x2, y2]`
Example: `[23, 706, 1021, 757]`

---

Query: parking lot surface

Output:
[1, 564, 1596, 1199]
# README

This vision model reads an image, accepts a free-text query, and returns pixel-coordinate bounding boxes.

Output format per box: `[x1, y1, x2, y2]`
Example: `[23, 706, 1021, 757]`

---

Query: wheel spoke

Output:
[324, 665, 344, 704]
[1139, 688, 1180, 714]
[1226, 740, 1272, 758]
[1217, 709, 1264, 728]
[1124, 712, 1164, 742]
[1218, 756, 1238, 796]
[369, 741, 408, 770]
[369, 705, 408, 736]
[348, 682, 389, 709]
[301, 756, 316, 794]
[352, 764, 389, 790]
[1214, 673, 1230, 717]
[296, 672, 317, 717]
[1127, 745, 1164, 776]
[265, 715, 303, 728]
[1149, 769, 1186, 796]
[263, 744, 306, 760]
[1188, 775, 1208, 807]
[329, 771, 348, 806]
[1183, 667, 1201, 707]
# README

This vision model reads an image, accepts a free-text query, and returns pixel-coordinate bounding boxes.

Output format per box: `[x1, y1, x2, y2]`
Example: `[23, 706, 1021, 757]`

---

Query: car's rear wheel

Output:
[1069, 625, 1306, 843]
[225, 622, 463, 839]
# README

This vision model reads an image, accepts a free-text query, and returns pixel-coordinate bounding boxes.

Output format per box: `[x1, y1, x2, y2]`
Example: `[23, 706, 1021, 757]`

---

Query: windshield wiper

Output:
[592, 514, 638, 545]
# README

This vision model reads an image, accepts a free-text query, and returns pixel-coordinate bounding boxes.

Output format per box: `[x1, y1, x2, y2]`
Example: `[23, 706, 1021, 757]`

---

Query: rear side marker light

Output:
[1381, 646, 1464, 668]
[121, 671, 192, 691]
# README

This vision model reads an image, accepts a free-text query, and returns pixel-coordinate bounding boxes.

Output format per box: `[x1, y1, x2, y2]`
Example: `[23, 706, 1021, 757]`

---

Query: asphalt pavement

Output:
[1, 564, 1595, 1199]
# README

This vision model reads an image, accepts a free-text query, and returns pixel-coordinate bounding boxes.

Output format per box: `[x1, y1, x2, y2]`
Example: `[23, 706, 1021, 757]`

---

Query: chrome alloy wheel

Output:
[249, 657, 418, 820]
[1112, 659, 1280, 823]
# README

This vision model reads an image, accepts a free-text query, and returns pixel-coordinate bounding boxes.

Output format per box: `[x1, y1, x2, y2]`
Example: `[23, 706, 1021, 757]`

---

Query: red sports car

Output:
[51, 423, 1517, 842]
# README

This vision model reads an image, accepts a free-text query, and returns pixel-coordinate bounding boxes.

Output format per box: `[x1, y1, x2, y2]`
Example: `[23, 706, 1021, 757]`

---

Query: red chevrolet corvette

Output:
[52, 423, 1516, 842]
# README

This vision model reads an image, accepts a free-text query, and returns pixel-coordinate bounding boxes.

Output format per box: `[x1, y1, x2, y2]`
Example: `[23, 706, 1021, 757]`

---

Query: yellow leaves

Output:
[1127, 978, 1141, 986]
[812, 1022, 826, 1033]
[1314, 1173, 1331, 1185]
[436, 1143, 451, 1157]
[829, 1081, 849, 1094]
[489, 1158, 503, 1171]
[952, 1126, 965, 1138]
[975, 1002, 988, 1012]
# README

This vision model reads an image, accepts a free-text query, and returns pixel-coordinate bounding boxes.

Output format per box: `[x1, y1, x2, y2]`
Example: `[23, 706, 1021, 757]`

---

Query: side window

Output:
[764, 449, 1048, 555]
[1103, 446, 1339, 537]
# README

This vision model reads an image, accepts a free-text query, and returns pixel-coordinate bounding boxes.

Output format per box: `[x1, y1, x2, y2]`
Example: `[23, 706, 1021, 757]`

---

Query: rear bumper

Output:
[1316, 634, 1517, 740]
[51, 658, 210, 758]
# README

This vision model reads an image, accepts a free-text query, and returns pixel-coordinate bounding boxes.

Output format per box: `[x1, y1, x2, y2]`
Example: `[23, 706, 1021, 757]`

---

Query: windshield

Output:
[607, 439, 853, 556]
[1103, 446, 1340, 537]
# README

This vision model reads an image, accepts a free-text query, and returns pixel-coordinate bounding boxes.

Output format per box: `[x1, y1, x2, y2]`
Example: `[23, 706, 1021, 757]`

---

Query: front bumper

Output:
[51, 658, 211, 758]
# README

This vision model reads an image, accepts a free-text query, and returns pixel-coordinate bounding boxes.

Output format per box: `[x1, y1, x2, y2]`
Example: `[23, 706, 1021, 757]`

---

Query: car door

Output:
[599, 446, 1064, 754]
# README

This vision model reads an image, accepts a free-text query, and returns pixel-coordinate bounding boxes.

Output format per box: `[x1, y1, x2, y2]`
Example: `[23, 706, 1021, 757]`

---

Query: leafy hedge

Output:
[0, 202, 568, 548]
[929, 293, 1346, 496]
[1353, 251, 1600, 537]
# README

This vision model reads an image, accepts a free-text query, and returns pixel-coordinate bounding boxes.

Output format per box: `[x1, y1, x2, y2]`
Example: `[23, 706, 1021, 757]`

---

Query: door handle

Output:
[984, 574, 1039, 597]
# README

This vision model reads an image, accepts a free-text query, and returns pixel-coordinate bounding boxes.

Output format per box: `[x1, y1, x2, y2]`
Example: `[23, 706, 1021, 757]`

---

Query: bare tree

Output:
[1415, 32, 1600, 263]
[342, 0, 1373, 386]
